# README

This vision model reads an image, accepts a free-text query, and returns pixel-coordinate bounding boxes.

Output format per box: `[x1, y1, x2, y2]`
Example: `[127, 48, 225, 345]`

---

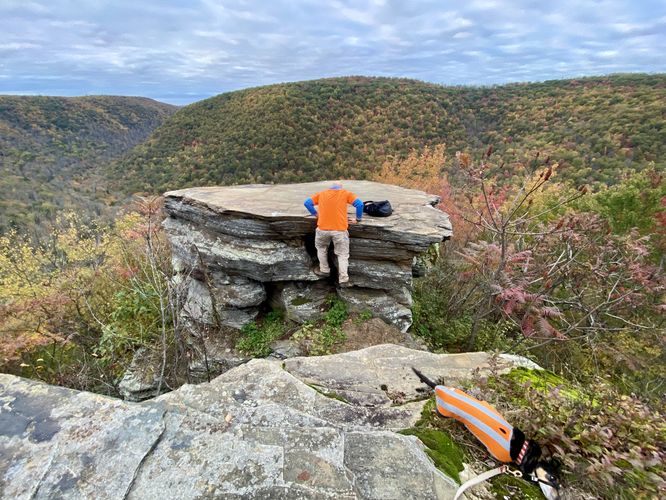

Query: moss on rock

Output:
[307, 383, 350, 404]
[490, 474, 543, 499]
[399, 428, 465, 483]
[399, 398, 466, 483]
[290, 296, 312, 306]
[504, 367, 584, 401]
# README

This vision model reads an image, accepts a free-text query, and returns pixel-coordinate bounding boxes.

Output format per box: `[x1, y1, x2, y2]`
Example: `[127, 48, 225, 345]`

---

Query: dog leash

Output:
[453, 464, 523, 500]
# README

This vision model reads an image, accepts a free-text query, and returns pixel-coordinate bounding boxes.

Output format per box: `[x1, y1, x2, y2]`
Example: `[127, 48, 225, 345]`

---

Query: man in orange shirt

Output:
[304, 182, 364, 286]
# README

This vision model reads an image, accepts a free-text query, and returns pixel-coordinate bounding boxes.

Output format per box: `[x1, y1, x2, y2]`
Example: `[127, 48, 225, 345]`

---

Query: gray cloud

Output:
[0, 0, 663, 104]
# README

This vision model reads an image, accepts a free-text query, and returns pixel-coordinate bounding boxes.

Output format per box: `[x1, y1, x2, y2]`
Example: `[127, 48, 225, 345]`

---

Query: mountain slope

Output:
[112, 74, 665, 194]
[0, 95, 176, 232]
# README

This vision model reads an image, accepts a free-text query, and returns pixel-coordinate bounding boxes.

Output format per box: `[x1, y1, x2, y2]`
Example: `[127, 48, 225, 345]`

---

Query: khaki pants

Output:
[315, 228, 350, 282]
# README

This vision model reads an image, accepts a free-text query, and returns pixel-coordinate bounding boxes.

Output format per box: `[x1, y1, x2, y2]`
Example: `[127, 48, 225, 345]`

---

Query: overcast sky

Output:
[1, 0, 664, 105]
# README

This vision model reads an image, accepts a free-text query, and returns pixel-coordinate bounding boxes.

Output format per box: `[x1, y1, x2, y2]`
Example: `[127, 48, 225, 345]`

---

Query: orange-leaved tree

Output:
[373, 144, 479, 246]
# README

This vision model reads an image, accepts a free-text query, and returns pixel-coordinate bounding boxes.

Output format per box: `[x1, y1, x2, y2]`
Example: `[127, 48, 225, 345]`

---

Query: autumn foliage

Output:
[384, 146, 664, 384]
[0, 199, 176, 393]
[381, 146, 665, 497]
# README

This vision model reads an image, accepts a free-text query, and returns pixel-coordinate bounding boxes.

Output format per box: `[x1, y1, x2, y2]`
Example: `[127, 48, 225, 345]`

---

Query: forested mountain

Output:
[0, 96, 176, 233]
[112, 74, 665, 193]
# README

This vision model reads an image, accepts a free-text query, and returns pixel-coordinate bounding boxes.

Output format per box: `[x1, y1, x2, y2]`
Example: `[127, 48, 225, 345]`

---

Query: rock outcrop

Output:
[161, 181, 451, 382]
[0, 345, 538, 500]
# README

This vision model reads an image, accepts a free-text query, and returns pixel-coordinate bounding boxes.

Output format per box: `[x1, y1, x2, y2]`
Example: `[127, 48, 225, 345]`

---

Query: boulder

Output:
[338, 286, 413, 333]
[347, 258, 413, 290]
[157, 181, 452, 388]
[1, 345, 537, 499]
[269, 281, 334, 324]
[163, 181, 451, 334]
[164, 181, 452, 248]
[186, 336, 251, 384]
[348, 237, 420, 261]
[181, 278, 261, 329]
[117, 348, 164, 402]
[284, 344, 542, 407]
[164, 217, 318, 282]
[268, 339, 304, 359]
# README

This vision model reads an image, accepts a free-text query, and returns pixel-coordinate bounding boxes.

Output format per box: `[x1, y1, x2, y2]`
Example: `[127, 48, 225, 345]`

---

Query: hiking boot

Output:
[338, 279, 353, 288]
[314, 267, 330, 277]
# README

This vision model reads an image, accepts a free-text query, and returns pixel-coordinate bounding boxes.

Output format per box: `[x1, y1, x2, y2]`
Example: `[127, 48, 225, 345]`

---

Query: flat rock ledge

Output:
[163, 180, 451, 331]
[0, 345, 537, 500]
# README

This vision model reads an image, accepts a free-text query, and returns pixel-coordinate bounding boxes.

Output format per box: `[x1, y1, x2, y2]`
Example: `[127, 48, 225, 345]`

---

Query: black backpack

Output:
[363, 200, 393, 217]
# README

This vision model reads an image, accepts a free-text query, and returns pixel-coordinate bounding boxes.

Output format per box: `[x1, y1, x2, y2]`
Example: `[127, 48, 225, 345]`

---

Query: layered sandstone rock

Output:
[155, 181, 452, 388]
[164, 180, 451, 325]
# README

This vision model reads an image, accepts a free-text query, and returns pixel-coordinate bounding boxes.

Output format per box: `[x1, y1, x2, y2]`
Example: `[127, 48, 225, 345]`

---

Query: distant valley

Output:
[0, 95, 175, 233]
[2, 74, 664, 234]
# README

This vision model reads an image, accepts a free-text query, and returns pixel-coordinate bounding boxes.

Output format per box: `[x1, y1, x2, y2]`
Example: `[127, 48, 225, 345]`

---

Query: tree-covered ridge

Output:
[0, 95, 176, 233]
[113, 74, 665, 193]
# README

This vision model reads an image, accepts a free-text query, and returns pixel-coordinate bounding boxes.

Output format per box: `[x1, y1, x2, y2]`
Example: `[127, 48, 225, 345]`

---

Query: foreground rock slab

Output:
[1, 345, 536, 499]
[285, 344, 540, 407]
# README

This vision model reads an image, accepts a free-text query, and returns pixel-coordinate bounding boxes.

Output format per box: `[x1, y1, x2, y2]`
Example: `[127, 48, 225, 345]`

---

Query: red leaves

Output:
[508, 250, 532, 264]
[541, 306, 562, 318]
[115, 265, 139, 279]
[497, 287, 565, 339]
[503, 298, 518, 316]
[627, 234, 650, 258]
[521, 315, 535, 337]
[538, 317, 565, 339]
[497, 286, 537, 305]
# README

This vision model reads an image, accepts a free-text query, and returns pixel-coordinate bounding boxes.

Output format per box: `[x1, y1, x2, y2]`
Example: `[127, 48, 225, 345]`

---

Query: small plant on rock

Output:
[236, 310, 286, 357]
[291, 295, 348, 355]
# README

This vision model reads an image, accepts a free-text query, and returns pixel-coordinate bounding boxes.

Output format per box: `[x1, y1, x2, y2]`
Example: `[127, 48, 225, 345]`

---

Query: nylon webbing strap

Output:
[453, 465, 509, 500]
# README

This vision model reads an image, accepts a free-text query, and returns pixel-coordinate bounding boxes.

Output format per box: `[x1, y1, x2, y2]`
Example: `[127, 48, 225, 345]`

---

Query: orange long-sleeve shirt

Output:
[310, 188, 359, 231]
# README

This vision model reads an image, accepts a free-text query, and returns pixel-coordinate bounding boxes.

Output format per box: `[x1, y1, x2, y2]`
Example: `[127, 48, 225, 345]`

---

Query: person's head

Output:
[330, 181, 343, 190]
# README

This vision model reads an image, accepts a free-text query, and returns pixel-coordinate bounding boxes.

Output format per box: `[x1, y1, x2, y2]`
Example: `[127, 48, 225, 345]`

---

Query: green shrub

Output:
[291, 295, 348, 355]
[96, 283, 166, 365]
[323, 295, 348, 327]
[576, 167, 666, 256]
[292, 322, 346, 356]
[236, 310, 286, 357]
[412, 271, 515, 352]
[353, 309, 373, 324]
[0, 206, 176, 396]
